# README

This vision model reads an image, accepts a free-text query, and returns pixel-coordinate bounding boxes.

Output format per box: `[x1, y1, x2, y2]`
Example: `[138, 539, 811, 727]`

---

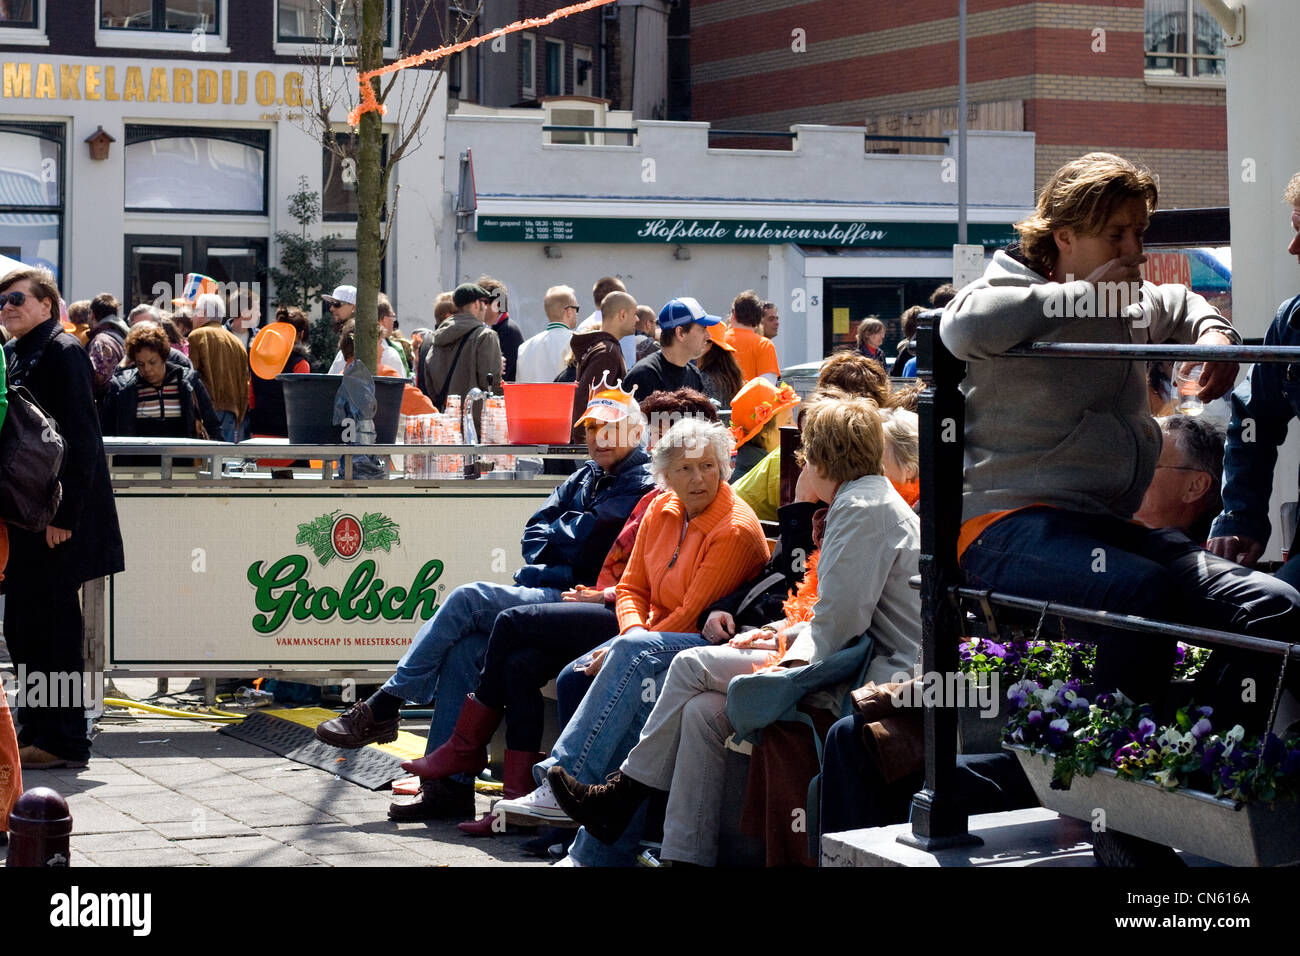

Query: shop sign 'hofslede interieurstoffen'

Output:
[477, 216, 1017, 249]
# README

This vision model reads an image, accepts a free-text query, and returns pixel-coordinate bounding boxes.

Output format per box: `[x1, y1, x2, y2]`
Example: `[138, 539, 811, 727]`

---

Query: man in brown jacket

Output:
[187, 292, 249, 442]
[569, 290, 638, 441]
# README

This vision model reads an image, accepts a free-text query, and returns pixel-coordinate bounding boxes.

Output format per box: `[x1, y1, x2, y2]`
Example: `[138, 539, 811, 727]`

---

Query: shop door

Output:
[124, 235, 267, 320]
[822, 277, 950, 359]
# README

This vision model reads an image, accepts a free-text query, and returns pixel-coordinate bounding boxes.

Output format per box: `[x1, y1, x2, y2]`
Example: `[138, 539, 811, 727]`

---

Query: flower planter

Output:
[958, 705, 1005, 754]
[1009, 745, 1300, 867]
[956, 673, 1004, 754]
[279, 374, 405, 445]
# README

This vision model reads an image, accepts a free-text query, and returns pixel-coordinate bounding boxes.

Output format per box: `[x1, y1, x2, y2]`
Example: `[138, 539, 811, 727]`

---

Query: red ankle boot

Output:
[401, 695, 502, 779]
[457, 749, 546, 837]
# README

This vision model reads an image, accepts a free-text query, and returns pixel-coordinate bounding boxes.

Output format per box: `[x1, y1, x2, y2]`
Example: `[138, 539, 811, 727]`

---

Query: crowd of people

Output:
[4, 150, 1300, 866]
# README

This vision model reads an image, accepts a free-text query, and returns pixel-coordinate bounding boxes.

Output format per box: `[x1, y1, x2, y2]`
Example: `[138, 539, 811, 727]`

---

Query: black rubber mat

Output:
[219, 711, 406, 790]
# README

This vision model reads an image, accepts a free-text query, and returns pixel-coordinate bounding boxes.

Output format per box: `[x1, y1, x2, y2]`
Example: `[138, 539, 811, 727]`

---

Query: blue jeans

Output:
[537, 629, 709, 867]
[961, 507, 1300, 732]
[216, 409, 239, 443]
[380, 581, 561, 757]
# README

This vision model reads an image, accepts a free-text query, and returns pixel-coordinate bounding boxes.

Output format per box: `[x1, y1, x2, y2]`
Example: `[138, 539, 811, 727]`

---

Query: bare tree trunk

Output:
[354, 0, 385, 376]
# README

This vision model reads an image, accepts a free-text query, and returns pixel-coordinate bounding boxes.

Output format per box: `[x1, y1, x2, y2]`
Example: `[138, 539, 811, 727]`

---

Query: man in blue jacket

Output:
[1208, 171, 1300, 589]
[316, 387, 653, 819]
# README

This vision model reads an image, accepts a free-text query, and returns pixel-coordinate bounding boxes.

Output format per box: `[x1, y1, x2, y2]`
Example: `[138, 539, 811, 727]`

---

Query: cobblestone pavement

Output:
[2, 680, 550, 868]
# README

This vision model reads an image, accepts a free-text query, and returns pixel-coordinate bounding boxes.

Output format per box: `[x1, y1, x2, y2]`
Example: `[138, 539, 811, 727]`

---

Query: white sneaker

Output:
[495, 779, 575, 823]
[551, 855, 581, 867]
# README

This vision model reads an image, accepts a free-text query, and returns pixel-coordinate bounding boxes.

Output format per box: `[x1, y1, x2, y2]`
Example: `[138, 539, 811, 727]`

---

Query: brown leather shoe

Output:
[546, 767, 651, 846]
[314, 701, 400, 749]
[387, 779, 475, 821]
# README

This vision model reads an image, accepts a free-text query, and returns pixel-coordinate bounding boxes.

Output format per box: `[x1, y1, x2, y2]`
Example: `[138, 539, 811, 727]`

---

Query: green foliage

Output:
[361, 512, 400, 553]
[269, 176, 347, 367]
[297, 511, 341, 567]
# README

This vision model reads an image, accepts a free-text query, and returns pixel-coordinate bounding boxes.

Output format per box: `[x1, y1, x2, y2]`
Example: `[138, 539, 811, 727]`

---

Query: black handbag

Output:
[0, 383, 65, 532]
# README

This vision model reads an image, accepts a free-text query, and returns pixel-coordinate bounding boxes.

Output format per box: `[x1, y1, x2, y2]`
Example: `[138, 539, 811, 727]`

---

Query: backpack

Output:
[0, 382, 65, 532]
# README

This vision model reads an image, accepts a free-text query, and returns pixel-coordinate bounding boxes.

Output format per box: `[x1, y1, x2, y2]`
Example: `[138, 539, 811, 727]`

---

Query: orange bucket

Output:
[503, 383, 578, 444]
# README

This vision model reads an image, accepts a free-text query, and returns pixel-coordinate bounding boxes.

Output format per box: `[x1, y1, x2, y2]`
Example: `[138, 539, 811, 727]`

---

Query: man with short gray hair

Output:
[1134, 415, 1224, 542]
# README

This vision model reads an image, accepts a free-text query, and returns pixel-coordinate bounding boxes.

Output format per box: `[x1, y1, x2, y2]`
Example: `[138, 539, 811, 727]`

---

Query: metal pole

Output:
[957, 0, 968, 245]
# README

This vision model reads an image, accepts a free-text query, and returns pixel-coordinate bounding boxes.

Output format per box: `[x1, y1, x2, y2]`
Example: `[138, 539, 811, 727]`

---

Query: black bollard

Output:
[5, 787, 72, 867]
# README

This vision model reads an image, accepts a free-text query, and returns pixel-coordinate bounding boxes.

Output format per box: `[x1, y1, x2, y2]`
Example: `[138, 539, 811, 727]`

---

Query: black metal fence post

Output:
[901, 309, 980, 849]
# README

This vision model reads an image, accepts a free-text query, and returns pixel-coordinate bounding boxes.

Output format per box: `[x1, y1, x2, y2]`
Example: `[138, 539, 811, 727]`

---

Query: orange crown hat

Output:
[575, 370, 639, 428]
[729, 379, 800, 449]
[249, 322, 298, 380]
[707, 322, 735, 352]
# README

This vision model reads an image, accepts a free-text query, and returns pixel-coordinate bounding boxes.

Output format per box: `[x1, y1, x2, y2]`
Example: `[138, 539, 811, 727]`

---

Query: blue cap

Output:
[657, 296, 723, 331]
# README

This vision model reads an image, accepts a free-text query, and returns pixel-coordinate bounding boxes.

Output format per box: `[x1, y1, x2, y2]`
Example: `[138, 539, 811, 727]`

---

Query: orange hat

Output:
[250, 322, 297, 380]
[729, 379, 800, 449]
[575, 372, 639, 428]
[707, 322, 735, 352]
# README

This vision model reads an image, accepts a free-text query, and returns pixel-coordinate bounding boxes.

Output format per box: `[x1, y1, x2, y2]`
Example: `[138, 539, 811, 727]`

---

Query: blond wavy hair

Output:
[798, 391, 884, 484]
[1015, 152, 1158, 278]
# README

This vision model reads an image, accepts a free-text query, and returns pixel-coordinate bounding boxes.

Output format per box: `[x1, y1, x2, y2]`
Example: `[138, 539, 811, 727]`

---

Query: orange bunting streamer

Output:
[348, 0, 619, 126]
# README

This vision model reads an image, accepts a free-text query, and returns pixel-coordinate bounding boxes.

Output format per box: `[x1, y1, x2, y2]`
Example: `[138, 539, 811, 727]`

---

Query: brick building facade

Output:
[687, 0, 1227, 209]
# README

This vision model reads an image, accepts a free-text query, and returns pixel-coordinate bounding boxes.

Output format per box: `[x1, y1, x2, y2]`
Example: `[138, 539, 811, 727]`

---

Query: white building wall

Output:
[0, 53, 444, 322]
[442, 112, 1035, 355]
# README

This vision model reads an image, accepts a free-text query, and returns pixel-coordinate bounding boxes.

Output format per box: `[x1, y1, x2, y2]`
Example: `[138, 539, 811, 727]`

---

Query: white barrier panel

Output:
[108, 489, 546, 671]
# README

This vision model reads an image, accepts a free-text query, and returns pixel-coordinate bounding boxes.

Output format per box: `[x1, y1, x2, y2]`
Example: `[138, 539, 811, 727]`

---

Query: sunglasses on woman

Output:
[0, 290, 29, 307]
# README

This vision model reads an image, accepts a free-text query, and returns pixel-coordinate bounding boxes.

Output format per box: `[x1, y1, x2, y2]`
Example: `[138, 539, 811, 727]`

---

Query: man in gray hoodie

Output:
[941, 152, 1300, 737]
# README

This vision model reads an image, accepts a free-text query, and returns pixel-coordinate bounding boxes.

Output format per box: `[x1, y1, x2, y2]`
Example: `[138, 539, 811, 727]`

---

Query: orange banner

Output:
[349, 0, 618, 126]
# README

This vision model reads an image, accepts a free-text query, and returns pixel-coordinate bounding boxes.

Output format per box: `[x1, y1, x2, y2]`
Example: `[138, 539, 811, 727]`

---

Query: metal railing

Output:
[909, 309, 1300, 850]
[101, 437, 587, 484]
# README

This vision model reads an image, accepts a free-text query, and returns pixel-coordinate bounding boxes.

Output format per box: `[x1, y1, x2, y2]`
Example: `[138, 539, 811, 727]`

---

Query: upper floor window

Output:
[98, 0, 228, 51]
[101, 0, 218, 33]
[0, 1, 38, 28]
[277, 0, 393, 50]
[519, 32, 536, 100]
[1144, 0, 1225, 79]
[544, 38, 564, 97]
[448, 6, 479, 102]
[0, 0, 47, 46]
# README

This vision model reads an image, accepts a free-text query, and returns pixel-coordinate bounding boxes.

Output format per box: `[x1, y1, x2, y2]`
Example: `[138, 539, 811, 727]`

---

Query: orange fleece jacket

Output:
[615, 481, 769, 635]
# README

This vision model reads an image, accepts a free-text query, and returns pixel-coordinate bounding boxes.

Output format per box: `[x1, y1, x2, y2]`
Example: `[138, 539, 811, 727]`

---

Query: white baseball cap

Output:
[322, 285, 357, 306]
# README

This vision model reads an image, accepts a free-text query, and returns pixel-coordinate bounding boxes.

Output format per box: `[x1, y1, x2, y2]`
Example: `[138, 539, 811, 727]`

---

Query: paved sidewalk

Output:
[2, 683, 550, 868]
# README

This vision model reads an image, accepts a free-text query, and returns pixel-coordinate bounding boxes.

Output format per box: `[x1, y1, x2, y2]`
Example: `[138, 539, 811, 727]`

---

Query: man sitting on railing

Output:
[940, 151, 1300, 737]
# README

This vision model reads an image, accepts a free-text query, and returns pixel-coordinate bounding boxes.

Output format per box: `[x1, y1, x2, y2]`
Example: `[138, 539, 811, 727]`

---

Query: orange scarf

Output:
[782, 549, 820, 625]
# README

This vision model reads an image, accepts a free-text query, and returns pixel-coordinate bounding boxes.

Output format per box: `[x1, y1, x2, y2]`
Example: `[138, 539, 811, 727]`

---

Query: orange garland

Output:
[348, 0, 619, 126]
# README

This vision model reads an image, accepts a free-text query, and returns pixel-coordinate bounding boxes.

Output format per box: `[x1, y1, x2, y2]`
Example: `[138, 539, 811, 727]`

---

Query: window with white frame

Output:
[0, 0, 46, 45]
[277, 0, 392, 48]
[544, 38, 564, 97]
[98, 0, 227, 51]
[1144, 0, 1225, 79]
[520, 32, 536, 100]
[124, 125, 268, 215]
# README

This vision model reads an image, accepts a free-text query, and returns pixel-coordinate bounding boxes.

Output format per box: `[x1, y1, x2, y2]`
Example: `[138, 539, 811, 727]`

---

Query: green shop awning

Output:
[476, 215, 1017, 249]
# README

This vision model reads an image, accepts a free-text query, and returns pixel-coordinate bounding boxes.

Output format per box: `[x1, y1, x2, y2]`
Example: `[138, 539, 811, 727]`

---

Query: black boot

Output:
[547, 766, 653, 845]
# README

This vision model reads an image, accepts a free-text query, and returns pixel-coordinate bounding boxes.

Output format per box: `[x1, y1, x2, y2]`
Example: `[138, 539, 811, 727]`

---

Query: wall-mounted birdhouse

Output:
[85, 126, 115, 161]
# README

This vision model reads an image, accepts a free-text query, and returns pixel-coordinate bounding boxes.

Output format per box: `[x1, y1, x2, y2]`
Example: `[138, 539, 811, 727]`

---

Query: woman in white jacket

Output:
[546, 392, 922, 865]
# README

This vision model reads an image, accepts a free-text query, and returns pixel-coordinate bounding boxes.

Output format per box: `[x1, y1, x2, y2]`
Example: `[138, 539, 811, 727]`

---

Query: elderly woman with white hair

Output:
[405, 416, 769, 838]
[549, 393, 923, 866]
